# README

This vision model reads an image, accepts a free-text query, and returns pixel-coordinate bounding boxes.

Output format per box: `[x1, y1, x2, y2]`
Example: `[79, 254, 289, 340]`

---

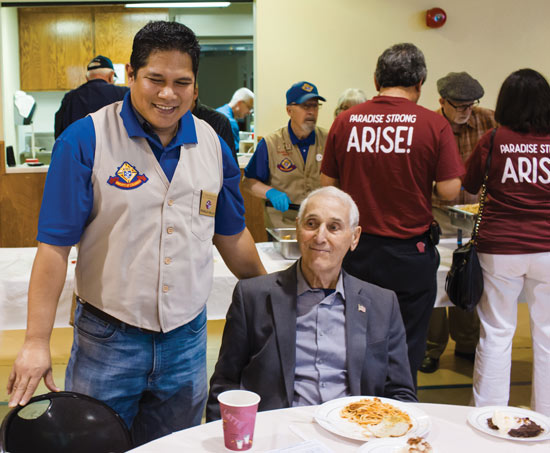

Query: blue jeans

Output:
[65, 302, 207, 446]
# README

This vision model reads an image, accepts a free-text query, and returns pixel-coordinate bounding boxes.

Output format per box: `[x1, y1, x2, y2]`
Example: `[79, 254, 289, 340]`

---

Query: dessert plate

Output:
[467, 406, 550, 442]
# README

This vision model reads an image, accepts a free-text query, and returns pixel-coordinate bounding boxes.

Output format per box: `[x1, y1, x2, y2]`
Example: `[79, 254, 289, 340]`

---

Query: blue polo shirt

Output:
[216, 103, 240, 152]
[38, 92, 245, 246]
[244, 121, 316, 182]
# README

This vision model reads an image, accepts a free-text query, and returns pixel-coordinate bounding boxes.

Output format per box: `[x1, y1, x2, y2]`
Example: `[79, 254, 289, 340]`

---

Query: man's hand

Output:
[6, 242, 70, 407]
[7, 338, 60, 407]
[266, 188, 291, 212]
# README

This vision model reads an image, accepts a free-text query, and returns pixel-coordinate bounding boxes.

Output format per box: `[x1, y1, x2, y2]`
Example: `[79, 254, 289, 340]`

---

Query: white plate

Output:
[314, 396, 431, 442]
[357, 437, 434, 453]
[467, 406, 550, 442]
[357, 438, 405, 452]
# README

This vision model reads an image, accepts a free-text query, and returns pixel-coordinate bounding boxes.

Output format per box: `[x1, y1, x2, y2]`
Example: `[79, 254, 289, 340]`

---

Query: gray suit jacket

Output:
[206, 263, 416, 421]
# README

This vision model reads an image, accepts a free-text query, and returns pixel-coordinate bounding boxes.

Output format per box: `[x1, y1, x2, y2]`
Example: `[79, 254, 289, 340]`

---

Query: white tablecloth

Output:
[208, 243, 296, 319]
[0, 243, 295, 330]
[0, 247, 78, 330]
[0, 239, 465, 330]
[128, 403, 550, 452]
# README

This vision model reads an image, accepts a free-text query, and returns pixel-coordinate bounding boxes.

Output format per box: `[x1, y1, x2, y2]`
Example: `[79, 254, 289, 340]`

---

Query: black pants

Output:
[343, 233, 440, 388]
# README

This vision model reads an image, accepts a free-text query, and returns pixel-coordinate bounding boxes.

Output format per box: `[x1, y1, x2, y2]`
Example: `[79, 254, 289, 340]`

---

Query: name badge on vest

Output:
[200, 191, 218, 217]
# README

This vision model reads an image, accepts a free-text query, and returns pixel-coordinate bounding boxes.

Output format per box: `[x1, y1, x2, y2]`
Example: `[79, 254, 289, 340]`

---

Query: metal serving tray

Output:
[447, 205, 477, 232]
[266, 228, 301, 260]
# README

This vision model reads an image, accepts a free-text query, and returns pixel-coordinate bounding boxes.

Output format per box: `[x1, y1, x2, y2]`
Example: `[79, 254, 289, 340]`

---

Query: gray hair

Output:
[297, 186, 360, 229]
[334, 88, 367, 117]
[86, 67, 114, 80]
[230, 87, 254, 104]
[375, 43, 427, 88]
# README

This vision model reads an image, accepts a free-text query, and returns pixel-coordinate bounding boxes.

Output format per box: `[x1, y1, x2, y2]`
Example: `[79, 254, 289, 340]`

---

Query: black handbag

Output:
[445, 128, 496, 312]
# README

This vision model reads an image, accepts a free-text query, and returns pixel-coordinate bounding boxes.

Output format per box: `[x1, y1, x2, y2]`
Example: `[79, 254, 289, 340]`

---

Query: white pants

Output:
[473, 251, 550, 416]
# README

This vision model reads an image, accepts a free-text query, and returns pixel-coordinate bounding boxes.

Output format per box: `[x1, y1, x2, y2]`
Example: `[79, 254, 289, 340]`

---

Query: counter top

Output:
[237, 152, 253, 169]
[5, 164, 49, 174]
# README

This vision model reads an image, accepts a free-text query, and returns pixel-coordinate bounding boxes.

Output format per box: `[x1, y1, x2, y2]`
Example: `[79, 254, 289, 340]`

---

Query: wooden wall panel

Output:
[94, 9, 169, 68]
[239, 170, 267, 243]
[19, 11, 60, 91]
[0, 143, 47, 247]
[19, 8, 93, 91]
[55, 11, 94, 89]
[19, 7, 167, 91]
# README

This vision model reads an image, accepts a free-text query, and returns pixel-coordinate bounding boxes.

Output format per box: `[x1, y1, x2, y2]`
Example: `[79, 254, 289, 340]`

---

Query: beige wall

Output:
[1, 8, 20, 149]
[255, 0, 550, 136]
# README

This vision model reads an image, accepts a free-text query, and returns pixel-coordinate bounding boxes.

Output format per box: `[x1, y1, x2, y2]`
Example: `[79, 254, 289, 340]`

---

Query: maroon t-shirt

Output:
[463, 126, 550, 254]
[322, 96, 464, 238]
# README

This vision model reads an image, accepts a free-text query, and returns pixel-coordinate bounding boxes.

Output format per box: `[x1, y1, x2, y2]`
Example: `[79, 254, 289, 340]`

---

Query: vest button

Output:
[167, 199, 174, 206]
[167, 227, 174, 234]
[164, 257, 172, 265]
[162, 285, 169, 293]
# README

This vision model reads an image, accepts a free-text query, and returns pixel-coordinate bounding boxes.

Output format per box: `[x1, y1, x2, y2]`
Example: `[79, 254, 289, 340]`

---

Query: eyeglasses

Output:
[292, 102, 322, 111]
[446, 99, 479, 112]
[242, 101, 254, 114]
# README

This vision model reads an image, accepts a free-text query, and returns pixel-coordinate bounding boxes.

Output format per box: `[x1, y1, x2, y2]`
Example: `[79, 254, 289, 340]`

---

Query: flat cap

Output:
[437, 72, 484, 101]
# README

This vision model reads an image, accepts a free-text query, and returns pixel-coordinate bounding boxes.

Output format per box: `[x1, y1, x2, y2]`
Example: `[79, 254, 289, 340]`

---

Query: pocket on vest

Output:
[191, 189, 216, 241]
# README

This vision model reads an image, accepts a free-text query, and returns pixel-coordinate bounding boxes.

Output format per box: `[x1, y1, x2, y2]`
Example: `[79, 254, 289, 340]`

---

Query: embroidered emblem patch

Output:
[302, 83, 314, 92]
[276, 158, 297, 173]
[107, 162, 148, 190]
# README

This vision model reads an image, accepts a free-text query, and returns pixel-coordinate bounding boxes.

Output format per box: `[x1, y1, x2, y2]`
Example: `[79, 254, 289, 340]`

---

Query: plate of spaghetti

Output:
[314, 396, 431, 442]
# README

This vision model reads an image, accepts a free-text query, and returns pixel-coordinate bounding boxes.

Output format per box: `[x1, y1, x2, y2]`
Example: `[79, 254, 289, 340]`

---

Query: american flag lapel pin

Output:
[358, 304, 366, 313]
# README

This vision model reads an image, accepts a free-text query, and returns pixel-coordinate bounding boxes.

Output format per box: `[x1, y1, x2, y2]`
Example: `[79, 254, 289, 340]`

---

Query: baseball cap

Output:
[437, 72, 484, 102]
[87, 55, 114, 71]
[286, 81, 326, 105]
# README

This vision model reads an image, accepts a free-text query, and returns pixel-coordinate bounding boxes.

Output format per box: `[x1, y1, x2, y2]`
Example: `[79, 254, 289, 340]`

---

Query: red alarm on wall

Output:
[426, 7, 447, 28]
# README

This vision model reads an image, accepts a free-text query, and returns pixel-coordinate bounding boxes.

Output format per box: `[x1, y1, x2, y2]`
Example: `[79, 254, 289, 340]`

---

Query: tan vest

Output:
[76, 102, 223, 332]
[264, 125, 327, 228]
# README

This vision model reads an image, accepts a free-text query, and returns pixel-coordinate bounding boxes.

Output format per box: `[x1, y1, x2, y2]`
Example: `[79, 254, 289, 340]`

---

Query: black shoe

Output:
[419, 356, 439, 373]
[454, 350, 475, 363]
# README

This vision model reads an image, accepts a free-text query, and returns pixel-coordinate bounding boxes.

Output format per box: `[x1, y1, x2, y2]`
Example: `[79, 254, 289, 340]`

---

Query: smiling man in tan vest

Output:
[8, 20, 265, 447]
[242, 81, 328, 228]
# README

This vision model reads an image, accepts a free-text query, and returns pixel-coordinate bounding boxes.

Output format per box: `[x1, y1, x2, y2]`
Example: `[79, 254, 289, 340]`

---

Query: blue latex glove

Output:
[266, 188, 291, 212]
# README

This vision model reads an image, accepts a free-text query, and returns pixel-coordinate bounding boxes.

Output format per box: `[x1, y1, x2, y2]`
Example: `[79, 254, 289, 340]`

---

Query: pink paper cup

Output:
[218, 390, 261, 451]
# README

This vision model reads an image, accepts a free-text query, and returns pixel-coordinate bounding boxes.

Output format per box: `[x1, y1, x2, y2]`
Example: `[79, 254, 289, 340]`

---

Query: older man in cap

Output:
[420, 71, 497, 373]
[54, 55, 129, 139]
[206, 186, 416, 421]
[242, 81, 328, 228]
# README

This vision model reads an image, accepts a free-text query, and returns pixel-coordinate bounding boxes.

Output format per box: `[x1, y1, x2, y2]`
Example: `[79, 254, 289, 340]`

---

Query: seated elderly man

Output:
[206, 186, 416, 421]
